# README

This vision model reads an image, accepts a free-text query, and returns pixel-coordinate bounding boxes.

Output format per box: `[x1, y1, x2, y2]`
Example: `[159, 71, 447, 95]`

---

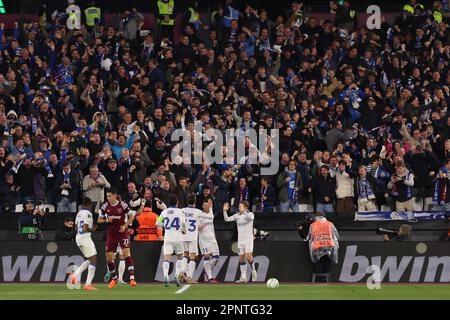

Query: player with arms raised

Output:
[198, 197, 220, 283]
[98, 188, 137, 288]
[180, 194, 213, 283]
[156, 194, 187, 287]
[223, 201, 257, 283]
[69, 197, 98, 290]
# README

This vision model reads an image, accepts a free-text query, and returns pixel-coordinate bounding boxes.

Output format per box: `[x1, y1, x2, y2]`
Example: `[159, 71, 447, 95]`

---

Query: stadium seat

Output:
[299, 204, 314, 212]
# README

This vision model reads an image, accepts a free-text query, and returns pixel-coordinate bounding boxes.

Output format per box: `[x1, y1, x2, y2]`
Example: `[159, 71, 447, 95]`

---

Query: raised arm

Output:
[223, 202, 236, 222]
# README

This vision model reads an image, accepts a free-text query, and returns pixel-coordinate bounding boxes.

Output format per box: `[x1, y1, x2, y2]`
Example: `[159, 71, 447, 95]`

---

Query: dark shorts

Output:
[105, 234, 130, 253]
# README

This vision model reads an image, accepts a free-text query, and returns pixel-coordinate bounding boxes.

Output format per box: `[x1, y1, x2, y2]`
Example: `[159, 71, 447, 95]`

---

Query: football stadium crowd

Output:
[0, 0, 449, 218]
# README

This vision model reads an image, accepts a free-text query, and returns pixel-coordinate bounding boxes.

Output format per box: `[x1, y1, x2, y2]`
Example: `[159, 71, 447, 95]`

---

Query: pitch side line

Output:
[175, 285, 191, 294]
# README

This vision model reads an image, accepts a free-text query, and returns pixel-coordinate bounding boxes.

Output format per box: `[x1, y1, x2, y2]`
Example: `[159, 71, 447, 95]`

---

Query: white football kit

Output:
[198, 209, 219, 256]
[182, 206, 213, 254]
[224, 211, 255, 254]
[75, 209, 97, 258]
[158, 207, 186, 255]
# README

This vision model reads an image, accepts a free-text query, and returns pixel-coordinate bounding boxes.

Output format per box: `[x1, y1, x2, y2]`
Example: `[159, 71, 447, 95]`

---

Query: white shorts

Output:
[116, 246, 123, 256]
[199, 238, 219, 256]
[237, 240, 253, 255]
[183, 241, 198, 255]
[163, 241, 184, 256]
[76, 236, 97, 258]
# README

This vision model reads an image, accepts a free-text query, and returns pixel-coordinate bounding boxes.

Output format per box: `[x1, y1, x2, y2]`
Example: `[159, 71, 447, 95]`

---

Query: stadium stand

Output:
[0, 0, 449, 243]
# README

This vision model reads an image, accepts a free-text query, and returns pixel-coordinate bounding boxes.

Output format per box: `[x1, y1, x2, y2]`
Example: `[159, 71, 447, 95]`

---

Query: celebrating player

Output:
[223, 201, 257, 283]
[180, 195, 213, 284]
[98, 188, 137, 288]
[69, 197, 98, 290]
[156, 194, 187, 287]
[198, 197, 220, 283]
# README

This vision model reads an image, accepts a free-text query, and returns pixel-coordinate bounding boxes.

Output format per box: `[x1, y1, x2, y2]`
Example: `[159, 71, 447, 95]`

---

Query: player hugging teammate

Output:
[157, 194, 221, 286]
[179, 195, 216, 284]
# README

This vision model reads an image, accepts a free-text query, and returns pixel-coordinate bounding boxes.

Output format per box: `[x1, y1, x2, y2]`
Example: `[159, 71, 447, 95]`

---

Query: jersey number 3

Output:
[187, 219, 196, 232]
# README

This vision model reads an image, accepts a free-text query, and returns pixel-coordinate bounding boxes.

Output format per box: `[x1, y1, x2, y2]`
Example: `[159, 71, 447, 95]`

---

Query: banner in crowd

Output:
[1, 241, 450, 283]
[354, 211, 448, 222]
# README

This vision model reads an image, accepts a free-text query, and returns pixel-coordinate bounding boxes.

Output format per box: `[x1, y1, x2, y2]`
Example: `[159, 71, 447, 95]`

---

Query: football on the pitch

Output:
[266, 278, 279, 289]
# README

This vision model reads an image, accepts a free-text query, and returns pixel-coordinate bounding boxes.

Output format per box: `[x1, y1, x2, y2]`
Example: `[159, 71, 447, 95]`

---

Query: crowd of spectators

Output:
[0, 0, 449, 217]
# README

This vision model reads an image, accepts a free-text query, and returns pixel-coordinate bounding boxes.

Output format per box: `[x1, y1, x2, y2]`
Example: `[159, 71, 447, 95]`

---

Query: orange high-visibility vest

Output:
[135, 208, 163, 241]
[310, 220, 335, 250]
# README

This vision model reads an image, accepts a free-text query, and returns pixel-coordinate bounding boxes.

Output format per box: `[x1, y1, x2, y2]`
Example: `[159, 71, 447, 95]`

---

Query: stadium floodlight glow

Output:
[0, 0, 5, 14]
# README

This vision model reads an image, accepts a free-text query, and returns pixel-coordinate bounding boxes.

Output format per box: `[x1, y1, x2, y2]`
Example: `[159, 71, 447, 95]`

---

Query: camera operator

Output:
[19, 200, 46, 240]
[377, 224, 412, 241]
[296, 214, 315, 240]
[305, 212, 340, 282]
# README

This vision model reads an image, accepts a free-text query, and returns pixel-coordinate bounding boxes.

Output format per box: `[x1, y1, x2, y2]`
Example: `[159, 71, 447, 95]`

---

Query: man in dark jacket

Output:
[312, 165, 336, 214]
[16, 158, 39, 202]
[148, 58, 166, 90]
[54, 217, 76, 241]
[232, 178, 251, 212]
[212, 170, 233, 217]
[100, 159, 128, 198]
[359, 97, 382, 131]
[257, 176, 277, 213]
[54, 161, 80, 213]
[407, 145, 439, 200]
[0, 173, 21, 213]
[432, 166, 450, 211]
[175, 176, 200, 209]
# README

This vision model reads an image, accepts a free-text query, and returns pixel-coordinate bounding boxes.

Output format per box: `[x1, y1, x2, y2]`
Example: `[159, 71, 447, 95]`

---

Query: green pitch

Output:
[1, 283, 450, 300]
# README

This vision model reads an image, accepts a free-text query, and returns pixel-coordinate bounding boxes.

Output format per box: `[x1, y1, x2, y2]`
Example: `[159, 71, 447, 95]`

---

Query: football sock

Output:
[107, 262, 117, 280]
[239, 262, 247, 280]
[175, 259, 183, 278]
[125, 256, 135, 280]
[211, 255, 219, 277]
[86, 264, 96, 286]
[118, 259, 126, 281]
[182, 256, 189, 274]
[163, 260, 170, 278]
[249, 260, 256, 271]
[203, 257, 213, 280]
[188, 260, 196, 279]
[74, 260, 90, 279]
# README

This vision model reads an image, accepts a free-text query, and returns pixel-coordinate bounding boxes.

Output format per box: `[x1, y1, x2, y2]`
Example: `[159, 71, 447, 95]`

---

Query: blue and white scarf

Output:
[358, 178, 375, 200]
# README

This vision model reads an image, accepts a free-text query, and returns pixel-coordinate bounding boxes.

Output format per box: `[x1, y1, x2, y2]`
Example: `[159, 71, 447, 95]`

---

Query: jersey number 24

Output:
[164, 217, 180, 230]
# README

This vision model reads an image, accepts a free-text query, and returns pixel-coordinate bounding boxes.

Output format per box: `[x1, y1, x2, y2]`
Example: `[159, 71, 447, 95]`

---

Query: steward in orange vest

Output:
[306, 213, 339, 264]
[135, 208, 163, 241]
